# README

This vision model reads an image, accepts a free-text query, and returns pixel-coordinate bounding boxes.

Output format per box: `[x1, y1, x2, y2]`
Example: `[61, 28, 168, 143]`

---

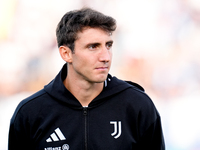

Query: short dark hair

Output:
[56, 8, 117, 51]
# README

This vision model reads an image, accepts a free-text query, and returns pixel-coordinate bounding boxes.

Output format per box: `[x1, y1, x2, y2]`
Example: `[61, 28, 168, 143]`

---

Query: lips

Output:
[95, 66, 109, 70]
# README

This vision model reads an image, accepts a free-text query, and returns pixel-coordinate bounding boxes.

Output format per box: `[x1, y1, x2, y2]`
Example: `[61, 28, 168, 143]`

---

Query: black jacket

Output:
[9, 64, 165, 150]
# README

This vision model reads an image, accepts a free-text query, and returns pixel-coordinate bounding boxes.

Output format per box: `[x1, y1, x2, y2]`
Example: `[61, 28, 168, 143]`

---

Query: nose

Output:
[99, 46, 111, 62]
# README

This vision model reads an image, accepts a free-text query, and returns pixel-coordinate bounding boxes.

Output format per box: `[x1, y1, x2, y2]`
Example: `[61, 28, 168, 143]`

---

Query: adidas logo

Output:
[46, 128, 66, 142]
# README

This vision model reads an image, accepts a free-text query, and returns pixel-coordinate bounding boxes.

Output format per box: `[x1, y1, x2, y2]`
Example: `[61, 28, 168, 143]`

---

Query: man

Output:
[9, 8, 165, 150]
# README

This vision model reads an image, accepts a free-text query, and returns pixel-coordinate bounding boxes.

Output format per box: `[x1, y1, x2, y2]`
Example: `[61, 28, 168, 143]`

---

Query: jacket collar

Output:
[44, 63, 143, 108]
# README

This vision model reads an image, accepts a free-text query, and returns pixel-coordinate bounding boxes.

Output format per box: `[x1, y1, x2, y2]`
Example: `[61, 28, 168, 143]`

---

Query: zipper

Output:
[83, 107, 88, 150]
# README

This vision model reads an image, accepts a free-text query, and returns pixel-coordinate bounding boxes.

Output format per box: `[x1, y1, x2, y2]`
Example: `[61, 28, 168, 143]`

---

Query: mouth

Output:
[95, 66, 109, 71]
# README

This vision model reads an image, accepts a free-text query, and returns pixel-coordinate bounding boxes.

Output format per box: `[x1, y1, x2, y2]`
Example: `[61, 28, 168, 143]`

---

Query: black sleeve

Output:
[8, 121, 31, 150]
[136, 116, 165, 150]
[132, 90, 165, 150]
[8, 101, 33, 150]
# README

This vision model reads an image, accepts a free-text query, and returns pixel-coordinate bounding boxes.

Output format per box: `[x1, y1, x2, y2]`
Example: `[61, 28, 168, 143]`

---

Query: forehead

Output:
[76, 27, 112, 43]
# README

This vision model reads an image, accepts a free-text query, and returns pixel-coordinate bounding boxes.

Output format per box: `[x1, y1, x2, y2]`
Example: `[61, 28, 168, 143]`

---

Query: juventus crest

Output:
[110, 121, 122, 139]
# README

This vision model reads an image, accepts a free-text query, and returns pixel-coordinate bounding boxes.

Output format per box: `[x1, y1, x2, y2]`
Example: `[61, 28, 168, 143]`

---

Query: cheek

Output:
[109, 51, 113, 61]
[73, 55, 91, 68]
[110, 52, 113, 58]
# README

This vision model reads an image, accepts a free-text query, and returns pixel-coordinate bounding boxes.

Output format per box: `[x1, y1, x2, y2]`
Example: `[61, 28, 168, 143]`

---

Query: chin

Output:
[95, 76, 107, 83]
[95, 79, 106, 83]
[89, 73, 108, 83]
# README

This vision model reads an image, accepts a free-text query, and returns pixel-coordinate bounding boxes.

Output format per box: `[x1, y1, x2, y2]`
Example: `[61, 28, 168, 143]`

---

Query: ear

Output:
[59, 46, 73, 63]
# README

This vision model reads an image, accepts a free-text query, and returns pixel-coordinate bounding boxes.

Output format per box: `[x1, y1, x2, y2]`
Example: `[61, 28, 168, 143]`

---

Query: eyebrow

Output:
[106, 40, 114, 44]
[85, 40, 113, 47]
[85, 42, 100, 48]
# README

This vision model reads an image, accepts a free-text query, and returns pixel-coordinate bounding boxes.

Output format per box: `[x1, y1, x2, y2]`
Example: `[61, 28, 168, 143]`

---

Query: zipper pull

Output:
[83, 107, 87, 115]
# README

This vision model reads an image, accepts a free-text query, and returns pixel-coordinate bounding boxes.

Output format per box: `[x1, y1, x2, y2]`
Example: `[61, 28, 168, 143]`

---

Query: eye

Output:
[106, 42, 113, 50]
[88, 44, 99, 50]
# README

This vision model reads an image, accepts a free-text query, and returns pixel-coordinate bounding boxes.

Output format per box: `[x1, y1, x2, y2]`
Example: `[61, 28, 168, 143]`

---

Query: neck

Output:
[63, 73, 104, 107]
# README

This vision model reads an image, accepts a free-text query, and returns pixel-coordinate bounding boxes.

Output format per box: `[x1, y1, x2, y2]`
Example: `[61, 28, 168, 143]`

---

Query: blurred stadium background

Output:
[0, 0, 200, 149]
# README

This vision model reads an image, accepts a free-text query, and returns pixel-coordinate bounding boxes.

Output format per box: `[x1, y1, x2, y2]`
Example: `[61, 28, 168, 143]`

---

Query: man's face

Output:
[69, 27, 113, 83]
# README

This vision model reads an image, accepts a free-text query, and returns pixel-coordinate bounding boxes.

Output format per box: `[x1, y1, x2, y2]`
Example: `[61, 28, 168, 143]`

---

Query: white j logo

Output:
[110, 121, 121, 139]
